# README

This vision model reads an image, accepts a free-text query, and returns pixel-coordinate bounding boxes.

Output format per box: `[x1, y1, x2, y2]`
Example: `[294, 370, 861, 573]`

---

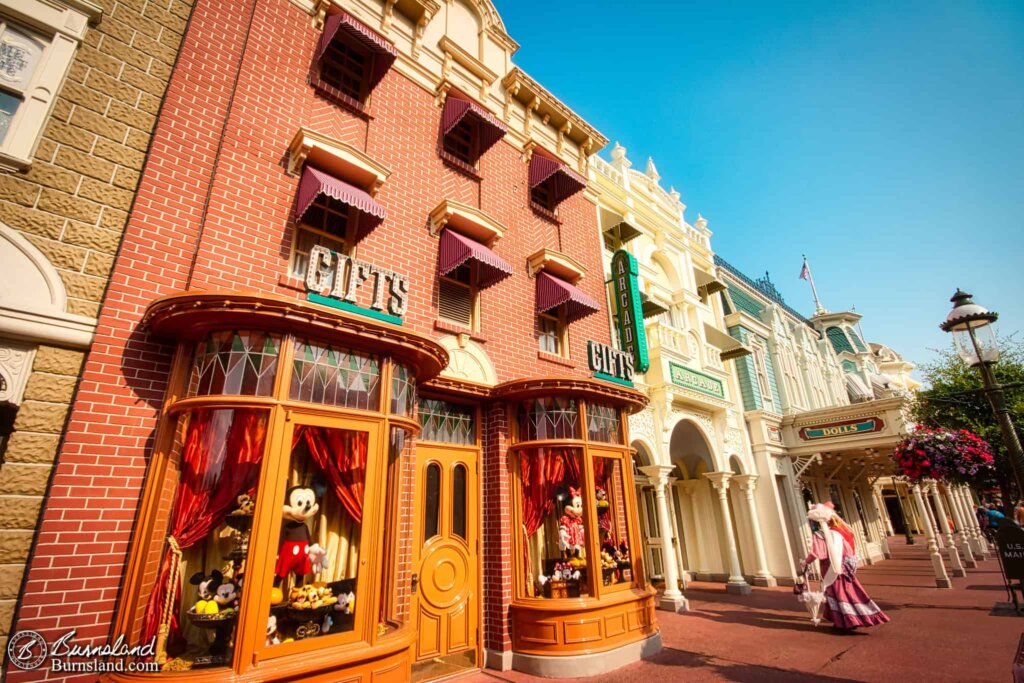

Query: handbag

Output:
[793, 576, 807, 596]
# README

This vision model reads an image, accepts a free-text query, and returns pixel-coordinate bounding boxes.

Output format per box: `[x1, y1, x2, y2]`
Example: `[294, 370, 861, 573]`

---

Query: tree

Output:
[913, 336, 1024, 511]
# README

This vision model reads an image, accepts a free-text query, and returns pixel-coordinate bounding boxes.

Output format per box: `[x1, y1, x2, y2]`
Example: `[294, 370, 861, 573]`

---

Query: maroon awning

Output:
[536, 271, 600, 323]
[294, 166, 386, 243]
[528, 154, 587, 205]
[438, 229, 513, 288]
[317, 11, 397, 93]
[441, 93, 508, 157]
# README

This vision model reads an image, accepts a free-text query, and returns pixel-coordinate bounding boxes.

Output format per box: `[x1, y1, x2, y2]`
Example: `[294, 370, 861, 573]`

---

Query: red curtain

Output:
[520, 448, 579, 536]
[141, 409, 267, 652]
[294, 425, 367, 523]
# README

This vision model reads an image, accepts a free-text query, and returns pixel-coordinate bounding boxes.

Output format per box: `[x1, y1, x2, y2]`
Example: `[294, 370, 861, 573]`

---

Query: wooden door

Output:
[414, 443, 478, 664]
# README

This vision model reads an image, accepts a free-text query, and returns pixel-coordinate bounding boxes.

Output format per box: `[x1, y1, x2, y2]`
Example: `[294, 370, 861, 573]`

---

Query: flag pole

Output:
[802, 254, 825, 315]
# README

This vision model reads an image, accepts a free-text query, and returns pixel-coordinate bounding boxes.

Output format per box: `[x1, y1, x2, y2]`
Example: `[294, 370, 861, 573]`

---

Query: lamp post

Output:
[940, 289, 1024, 504]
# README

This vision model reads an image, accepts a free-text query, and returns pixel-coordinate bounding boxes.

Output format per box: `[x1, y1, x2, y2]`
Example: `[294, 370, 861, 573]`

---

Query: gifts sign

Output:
[304, 245, 409, 323]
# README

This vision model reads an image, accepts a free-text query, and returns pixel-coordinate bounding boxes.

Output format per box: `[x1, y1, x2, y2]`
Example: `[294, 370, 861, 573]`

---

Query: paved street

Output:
[469, 538, 1019, 682]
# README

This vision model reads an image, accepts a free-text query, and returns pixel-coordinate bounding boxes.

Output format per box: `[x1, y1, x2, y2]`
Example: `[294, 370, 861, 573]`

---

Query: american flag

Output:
[799, 258, 810, 281]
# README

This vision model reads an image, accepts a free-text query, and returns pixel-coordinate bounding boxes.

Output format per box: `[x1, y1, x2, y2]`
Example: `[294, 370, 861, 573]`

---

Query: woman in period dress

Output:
[801, 503, 889, 631]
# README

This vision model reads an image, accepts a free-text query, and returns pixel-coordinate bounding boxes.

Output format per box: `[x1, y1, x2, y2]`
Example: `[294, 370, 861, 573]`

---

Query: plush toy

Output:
[334, 590, 355, 615]
[307, 543, 329, 574]
[558, 487, 585, 559]
[190, 570, 224, 615]
[232, 493, 255, 515]
[265, 614, 281, 646]
[213, 576, 239, 610]
[274, 486, 320, 588]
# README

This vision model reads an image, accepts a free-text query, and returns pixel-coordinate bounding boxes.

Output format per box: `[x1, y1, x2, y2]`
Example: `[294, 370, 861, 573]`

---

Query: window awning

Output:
[441, 93, 508, 157]
[694, 268, 727, 297]
[317, 11, 398, 92]
[528, 154, 587, 205]
[438, 229, 513, 289]
[703, 323, 750, 361]
[536, 271, 600, 323]
[845, 373, 874, 402]
[603, 220, 642, 246]
[639, 292, 669, 319]
[295, 166, 386, 243]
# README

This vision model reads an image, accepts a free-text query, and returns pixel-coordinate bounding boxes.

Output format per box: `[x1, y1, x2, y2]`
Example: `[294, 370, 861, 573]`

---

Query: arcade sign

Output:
[588, 341, 634, 387]
[610, 250, 649, 373]
[797, 417, 884, 441]
[304, 245, 409, 325]
[669, 362, 725, 400]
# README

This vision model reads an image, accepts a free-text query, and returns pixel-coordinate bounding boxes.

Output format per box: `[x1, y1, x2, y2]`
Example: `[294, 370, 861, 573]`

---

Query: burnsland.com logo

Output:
[7, 630, 159, 673]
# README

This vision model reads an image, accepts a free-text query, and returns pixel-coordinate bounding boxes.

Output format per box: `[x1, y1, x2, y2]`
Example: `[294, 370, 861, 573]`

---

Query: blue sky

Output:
[497, 1, 1024, 374]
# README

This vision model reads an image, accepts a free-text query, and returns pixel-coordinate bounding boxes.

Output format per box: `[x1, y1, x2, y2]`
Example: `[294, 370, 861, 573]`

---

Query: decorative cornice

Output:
[143, 291, 448, 380]
[492, 377, 648, 414]
[526, 248, 587, 282]
[421, 374, 492, 399]
[428, 199, 507, 244]
[501, 67, 609, 152]
[287, 127, 391, 193]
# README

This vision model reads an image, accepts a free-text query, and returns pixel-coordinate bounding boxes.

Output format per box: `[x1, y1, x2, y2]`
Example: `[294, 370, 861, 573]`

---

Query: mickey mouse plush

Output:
[190, 570, 223, 614]
[274, 486, 326, 587]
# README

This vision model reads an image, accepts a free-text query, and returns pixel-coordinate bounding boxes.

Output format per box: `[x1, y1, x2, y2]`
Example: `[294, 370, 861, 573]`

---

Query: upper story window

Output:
[439, 91, 507, 177]
[535, 272, 599, 359]
[0, 1, 99, 169]
[528, 152, 586, 221]
[751, 344, 772, 403]
[313, 11, 397, 114]
[438, 263, 476, 328]
[435, 225, 513, 331]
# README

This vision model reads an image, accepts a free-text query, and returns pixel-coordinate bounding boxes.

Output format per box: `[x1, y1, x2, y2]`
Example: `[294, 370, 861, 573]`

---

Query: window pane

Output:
[452, 464, 467, 540]
[518, 397, 579, 441]
[138, 408, 269, 667]
[320, 39, 368, 100]
[0, 24, 46, 95]
[291, 227, 345, 280]
[188, 331, 280, 397]
[390, 363, 416, 416]
[438, 277, 472, 327]
[290, 340, 381, 410]
[594, 457, 634, 587]
[519, 448, 589, 599]
[538, 315, 559, 354]
[379, 427, 412, 633]
[0, 91, 19, 144]
[267, 425, 369, 645]
[424, 463, 441, 542]
[586, 403, 622, 444]
[418, 399, 475, 445]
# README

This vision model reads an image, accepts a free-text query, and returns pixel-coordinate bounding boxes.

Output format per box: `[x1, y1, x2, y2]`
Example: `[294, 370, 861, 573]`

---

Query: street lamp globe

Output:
[940, 289, 999, 367]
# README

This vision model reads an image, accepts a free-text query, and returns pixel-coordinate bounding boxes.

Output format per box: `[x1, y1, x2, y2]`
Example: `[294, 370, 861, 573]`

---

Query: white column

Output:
[668, 481, 691, 586]
[865, 485, 891, 560]
[942, 483, 976, 568]
[929, 482, 966, 577]
[912, 484, 952, 588]
[957, 485, 989, 558]
[704, 472, 752, 595]
[733, 474, 776, 586]
[790, 476, 813, 561]
[919, 488, 945, 549]
[640, 465, 689, 612]
[682, 481, 709, 577]
[875, 487, 895, 536]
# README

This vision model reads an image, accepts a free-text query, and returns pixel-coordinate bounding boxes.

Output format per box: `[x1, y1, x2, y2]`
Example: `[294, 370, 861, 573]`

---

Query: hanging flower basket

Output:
[892, 425, 995, 485]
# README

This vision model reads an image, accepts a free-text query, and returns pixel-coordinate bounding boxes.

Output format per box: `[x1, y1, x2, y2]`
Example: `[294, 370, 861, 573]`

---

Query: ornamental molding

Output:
[287, 127, 391, 192]
[501, 67, 608, 152]
[628, 408, 656, 450]
[436, 334, 497, 386]
[428, 199, 506, 244]
[0, 342, 36, 404]
[525, 247, 587, 282]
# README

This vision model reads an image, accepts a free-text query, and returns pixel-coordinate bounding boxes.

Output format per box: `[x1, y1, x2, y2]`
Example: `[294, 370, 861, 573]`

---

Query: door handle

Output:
[411, 573, 419, 594]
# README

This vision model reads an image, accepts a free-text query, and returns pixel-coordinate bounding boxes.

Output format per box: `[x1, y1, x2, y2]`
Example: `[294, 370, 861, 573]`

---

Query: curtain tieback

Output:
[155, 536, 183, 665]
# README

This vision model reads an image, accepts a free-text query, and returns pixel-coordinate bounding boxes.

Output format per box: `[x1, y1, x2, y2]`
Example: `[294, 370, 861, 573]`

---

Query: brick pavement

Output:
[467, 537, 1019, 682]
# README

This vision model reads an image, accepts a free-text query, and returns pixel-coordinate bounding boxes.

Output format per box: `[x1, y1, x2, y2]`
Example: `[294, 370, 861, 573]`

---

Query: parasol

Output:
[794, 572, 826, 626]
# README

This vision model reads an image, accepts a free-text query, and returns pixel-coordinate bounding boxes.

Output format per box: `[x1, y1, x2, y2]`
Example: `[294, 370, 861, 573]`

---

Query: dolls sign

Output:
[304, 245, 410, 325]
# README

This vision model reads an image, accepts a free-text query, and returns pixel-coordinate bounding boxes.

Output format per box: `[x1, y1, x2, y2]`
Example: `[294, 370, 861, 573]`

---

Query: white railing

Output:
[591, 155, 623, 186]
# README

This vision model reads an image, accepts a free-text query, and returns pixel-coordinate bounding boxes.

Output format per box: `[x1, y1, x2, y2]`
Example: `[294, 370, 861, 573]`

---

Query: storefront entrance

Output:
[412, 441, 479, 681]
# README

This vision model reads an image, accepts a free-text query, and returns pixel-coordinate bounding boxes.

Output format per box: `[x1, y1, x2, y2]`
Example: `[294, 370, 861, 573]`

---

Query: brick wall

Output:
[11, 0, 615, 677]
[0, 0, 193, 666]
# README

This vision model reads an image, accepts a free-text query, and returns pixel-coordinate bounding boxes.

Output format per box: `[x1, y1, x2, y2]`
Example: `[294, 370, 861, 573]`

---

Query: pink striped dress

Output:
[804, 530, 890, 630]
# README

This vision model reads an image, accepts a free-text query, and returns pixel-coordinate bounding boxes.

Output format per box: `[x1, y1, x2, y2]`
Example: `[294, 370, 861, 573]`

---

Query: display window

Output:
[120, 319, 435, 677]
[512, 399, 640, 602]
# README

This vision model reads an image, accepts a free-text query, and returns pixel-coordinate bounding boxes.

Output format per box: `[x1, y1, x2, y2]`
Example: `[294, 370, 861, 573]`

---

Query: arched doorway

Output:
[668, 420, 725, 582]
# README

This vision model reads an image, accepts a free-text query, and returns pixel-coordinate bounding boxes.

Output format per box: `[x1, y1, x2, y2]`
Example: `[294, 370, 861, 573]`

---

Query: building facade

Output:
[8, 0, 662, 681]
[0, 0, 192, 659]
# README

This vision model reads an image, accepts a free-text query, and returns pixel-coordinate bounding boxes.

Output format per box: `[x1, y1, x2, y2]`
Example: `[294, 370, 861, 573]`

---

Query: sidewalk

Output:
[467, 537, 1019, 682]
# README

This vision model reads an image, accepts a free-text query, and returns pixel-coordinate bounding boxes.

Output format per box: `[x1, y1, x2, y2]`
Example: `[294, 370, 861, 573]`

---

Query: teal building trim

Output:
[727, 284, 764, 319]
[307, 293, 404, 326]
[842, 359, 858, 373]
[763, 343, 782, 408]
[729, 325, 761, 411]
[826, 326, 854, 354]
[849, 328, 868, 353]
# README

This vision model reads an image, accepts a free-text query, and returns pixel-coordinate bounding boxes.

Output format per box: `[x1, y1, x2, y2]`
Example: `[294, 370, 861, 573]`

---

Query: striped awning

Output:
[536, 271, 600, 323]
[317, 12, 397, 92]
[438, 229, 513, 288]
[441, 93, 508, 157]
[845, 373, 874, 403]
[295, 166, 386, 244]
[528, 154, 587, 205]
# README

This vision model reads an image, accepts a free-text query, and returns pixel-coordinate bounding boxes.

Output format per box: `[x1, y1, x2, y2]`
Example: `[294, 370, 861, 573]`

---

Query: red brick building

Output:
[8, 0, 658, 680]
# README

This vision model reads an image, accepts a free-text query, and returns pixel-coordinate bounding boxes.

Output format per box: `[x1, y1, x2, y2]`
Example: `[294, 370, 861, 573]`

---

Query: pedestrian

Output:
[801, 503, 889, 632]
[977, 504, 989, 531]
[1015, 500, 1024, 527]
[987, 503, 1005, 530]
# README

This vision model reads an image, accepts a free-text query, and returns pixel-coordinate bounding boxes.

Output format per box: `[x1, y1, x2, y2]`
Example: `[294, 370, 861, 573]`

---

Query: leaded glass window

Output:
[518, 397, 579, 441]
[586, 403, 622, 444]
[188, 331, 280, 397]
[418, 399, 475, 445]
[390, 363, 416, 416]
[290, 340, 380, 410]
